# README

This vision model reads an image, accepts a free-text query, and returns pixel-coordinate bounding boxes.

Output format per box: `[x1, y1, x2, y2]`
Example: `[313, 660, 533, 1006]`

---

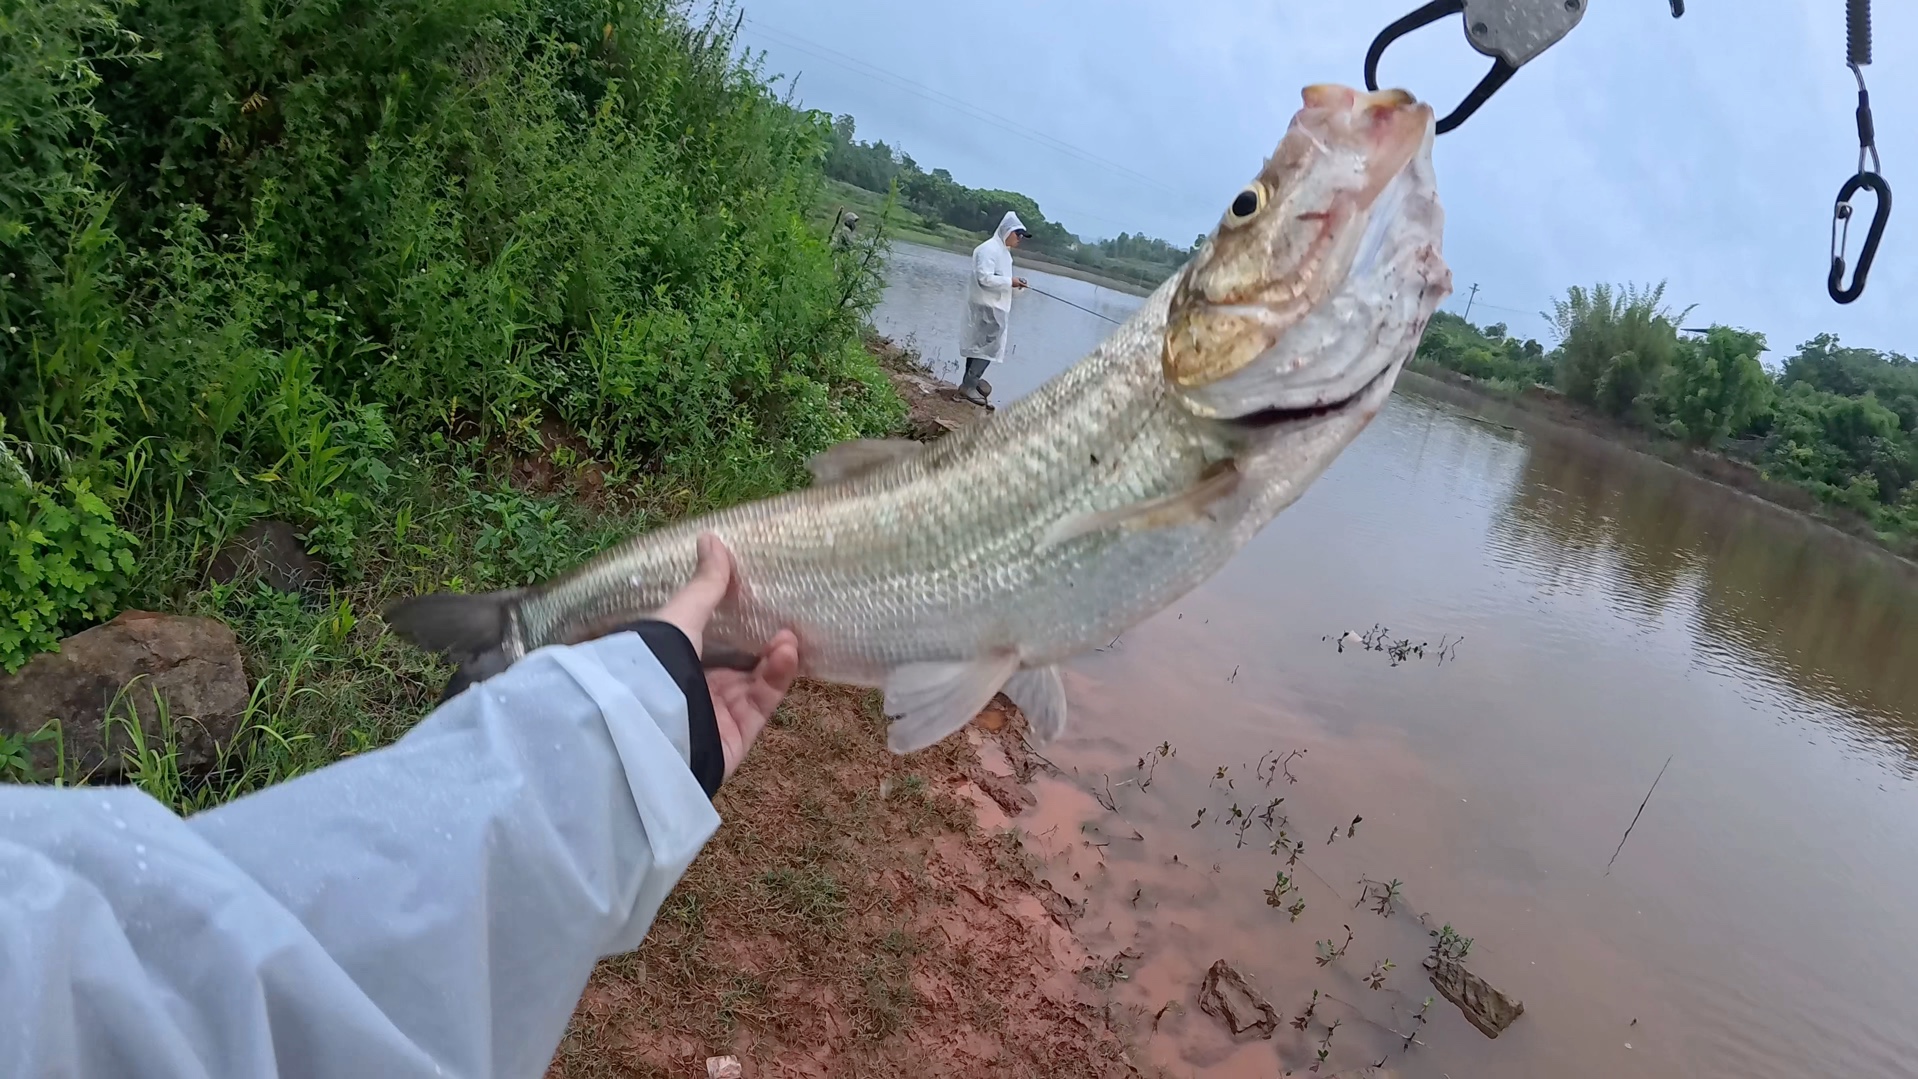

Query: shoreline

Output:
[1396, 367, 1918, 567]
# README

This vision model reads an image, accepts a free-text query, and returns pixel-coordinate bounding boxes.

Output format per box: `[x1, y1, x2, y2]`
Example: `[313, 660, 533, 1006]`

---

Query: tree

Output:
[1661, 326, 1775, 446]
[1547, 281, 1693, 421]
[1782, 333, 1918, 431]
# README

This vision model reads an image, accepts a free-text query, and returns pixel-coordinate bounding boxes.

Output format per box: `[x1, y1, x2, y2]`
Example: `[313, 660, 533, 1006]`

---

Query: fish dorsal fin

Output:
[1002, 666, 1068, 744]
[806, 438, 923, 485]
[1038, 458, 1243, 550]
[883, 652, 1021, 753]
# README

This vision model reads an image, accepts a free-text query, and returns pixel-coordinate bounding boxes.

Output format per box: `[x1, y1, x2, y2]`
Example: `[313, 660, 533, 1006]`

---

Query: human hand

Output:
[654, 533, 800, 779]
[1012, 277, 1029, 289]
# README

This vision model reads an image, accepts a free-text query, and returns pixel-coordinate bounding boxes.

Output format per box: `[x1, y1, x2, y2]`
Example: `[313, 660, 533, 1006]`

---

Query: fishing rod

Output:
[1021, 283, 1123, 324]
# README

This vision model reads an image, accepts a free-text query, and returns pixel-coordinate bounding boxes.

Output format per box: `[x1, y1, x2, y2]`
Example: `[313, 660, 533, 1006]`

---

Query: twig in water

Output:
[1280, 748, 1305, 784]
[1018, 737, 1065, 776]
[1315, 926, 1353, 966]
[1605, 754, 1673, 875]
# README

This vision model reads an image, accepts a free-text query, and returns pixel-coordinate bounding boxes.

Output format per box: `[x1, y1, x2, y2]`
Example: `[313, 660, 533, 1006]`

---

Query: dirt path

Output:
[546, 684, 1143, 1078]
[545, 340, 1148, 1078]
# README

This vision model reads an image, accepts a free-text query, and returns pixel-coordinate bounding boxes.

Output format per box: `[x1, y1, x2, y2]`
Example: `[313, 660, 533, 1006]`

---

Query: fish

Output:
[383, 83, 1452, 754]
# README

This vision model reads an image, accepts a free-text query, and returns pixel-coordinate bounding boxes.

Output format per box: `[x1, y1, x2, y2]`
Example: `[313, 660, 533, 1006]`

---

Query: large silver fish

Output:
[385, 84, 1452, 754]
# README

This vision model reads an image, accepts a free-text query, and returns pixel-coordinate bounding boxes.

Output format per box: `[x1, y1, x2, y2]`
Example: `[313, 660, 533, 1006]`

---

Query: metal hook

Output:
[1366, 1, 1486, 135]
[1365, 0, 1584, 135]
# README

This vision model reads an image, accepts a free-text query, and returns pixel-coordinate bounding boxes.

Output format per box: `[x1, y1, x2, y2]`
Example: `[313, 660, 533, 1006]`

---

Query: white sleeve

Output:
[0, 631, 721, 1079]
[974, 243, 1012, 289]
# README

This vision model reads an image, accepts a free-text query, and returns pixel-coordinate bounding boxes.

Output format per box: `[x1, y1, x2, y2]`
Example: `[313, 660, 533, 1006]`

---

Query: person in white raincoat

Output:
[958, 210, 1030, 404]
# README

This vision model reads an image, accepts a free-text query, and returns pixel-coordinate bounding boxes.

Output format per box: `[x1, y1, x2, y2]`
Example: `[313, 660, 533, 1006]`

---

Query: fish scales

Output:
[518, 288, 1226, 683]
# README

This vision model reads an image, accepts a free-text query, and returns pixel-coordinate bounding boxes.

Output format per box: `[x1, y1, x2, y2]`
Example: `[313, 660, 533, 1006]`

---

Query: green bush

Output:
[1546, 282, 1691, 421]
[0, 0, 905, 795]
[0, 0, 897, 611]
[1413, 311, 1550, 389]
[1, 462, 137, 672]
[1661, 327, 1774, 447]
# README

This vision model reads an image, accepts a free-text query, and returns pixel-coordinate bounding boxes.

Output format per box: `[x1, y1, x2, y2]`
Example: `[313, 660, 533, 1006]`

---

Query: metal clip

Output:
[1829, 61, 1891, 305]
[1365, 0, 1586, 134]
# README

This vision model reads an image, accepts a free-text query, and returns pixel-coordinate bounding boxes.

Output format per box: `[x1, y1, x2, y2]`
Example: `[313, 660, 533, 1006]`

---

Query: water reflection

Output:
[1492, 423, 1918, 768]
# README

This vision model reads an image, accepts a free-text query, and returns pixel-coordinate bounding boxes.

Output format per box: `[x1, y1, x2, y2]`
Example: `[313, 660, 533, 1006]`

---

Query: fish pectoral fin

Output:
[1002, 666, 1068, 744]
[806, 438, 924, 485]
[1039, 458, 1243, 549]
[883, 652, 1022, 754]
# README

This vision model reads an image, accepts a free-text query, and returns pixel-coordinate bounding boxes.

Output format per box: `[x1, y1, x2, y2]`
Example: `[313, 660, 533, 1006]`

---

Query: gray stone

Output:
[1197, 959, 1278, 1039]
[0, 611, 249, 783]
[1426, 957, 1525, 1038]
[209, 519, 326, 594]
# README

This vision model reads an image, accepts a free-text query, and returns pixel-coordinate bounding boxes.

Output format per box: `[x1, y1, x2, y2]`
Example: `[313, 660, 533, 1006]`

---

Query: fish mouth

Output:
[1223, 360, 1397, 430]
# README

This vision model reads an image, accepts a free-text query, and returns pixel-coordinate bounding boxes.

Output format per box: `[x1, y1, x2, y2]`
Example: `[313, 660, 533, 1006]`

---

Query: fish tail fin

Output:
[383, 589, 523, 702]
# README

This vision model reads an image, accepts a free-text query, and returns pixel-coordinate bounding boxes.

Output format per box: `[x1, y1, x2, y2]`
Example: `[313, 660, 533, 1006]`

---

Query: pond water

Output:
[876, 241, 1918, 1078]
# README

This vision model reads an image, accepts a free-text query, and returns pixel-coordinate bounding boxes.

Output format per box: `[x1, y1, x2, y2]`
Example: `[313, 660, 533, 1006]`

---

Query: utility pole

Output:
[1463, 282, 1480, 321]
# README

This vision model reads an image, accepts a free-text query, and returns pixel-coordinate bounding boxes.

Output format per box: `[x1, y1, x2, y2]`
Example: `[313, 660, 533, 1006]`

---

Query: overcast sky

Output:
[723, 0, 1912, 362]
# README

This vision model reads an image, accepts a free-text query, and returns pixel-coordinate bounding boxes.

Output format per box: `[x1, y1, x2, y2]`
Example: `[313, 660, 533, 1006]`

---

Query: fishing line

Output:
[1022, 284, 1124, 324]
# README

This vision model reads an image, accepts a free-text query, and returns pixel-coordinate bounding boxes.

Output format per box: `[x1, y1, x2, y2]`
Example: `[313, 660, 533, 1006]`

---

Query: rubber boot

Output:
[958, 356, 991, 406]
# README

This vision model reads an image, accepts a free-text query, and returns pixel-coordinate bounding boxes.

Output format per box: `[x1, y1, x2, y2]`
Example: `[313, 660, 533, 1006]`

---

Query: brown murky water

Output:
[877, 244, 1918, 1078]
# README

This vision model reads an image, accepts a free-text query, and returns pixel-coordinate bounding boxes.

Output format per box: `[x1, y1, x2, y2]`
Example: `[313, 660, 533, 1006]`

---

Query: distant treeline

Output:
[1415, 283, 1918, 543]
[823, 115, 1195, 288]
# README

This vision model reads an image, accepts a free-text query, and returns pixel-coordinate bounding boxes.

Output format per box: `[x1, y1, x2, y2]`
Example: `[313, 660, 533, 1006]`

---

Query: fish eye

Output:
[1227, 184, 1265, 224]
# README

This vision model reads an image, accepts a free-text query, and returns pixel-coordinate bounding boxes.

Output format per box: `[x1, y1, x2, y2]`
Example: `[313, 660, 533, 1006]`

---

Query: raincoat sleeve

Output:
[0, 623, 726, 1079]
[973, 240, 1014, 291]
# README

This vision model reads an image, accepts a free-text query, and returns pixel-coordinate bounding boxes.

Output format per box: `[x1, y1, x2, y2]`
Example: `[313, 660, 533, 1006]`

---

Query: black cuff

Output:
[619, 620, 724, 799]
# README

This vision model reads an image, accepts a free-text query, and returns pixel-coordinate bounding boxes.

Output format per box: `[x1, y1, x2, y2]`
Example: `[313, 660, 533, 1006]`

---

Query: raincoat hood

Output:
[993, 211, 1028, 243]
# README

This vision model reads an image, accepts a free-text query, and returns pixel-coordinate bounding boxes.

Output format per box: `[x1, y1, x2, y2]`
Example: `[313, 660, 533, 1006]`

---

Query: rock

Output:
[208, 520, 326, 593]
[1197, 959, 1278, 1039]
[705, 1057, 742, 1079]
[0, 611, 250, 782]
[1427, 958, 1524, 1038]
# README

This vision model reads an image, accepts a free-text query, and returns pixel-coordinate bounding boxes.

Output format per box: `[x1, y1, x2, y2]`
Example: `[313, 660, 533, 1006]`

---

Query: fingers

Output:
[655, 533, 734, 651]
[747, 630, 800, 717]
[714, 629, 800, 780]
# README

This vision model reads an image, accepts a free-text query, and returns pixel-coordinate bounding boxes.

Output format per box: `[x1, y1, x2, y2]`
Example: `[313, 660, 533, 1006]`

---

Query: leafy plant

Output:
[0, 469, 137, 671]
[1429, 923, 1473, 966]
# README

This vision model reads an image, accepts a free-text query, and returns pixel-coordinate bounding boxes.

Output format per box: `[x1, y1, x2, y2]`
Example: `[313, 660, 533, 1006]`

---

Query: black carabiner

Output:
[1364, 0, 1517, 135]
[1829, 171, 1890, 305]
[1829, 56, 1890, 305]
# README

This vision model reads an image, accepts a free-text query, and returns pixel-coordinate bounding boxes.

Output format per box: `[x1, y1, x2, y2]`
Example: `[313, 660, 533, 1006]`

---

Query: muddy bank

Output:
[867, 332, 1000, 438]
[1397, 366, 1918, 562]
